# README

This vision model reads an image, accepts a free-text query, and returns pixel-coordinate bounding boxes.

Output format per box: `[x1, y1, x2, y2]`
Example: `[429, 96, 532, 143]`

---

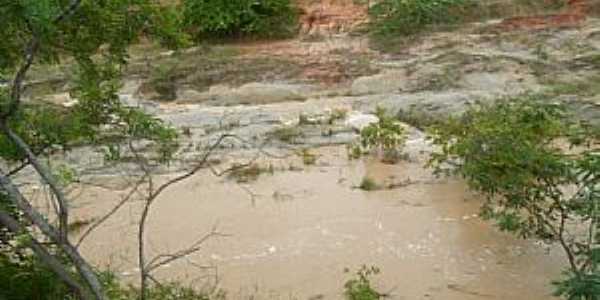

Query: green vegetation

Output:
[347, 143, 365, 160]
[329, 108, 349, 125]
[0, 255, 72, 300]
[369, 0, 471, 39]
[228, 163, 274, 183]
[299, 149, 318, 166]
[182, 0, 299, 40]
[343, 265, 385, 300]
[0, 1, 185, 299]
[359, 177, 379, 191]
[353, 107, 407, 164]
[429, 95, 600, 299]
[0, 257, 221, 300]
[544, 75, 600, 98]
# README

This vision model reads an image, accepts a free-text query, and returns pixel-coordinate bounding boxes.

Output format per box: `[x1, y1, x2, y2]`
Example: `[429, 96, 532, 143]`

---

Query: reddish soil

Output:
[233, 0, 374, 86]
[499, 0, 588, 30]
[297, 0, 368, 35]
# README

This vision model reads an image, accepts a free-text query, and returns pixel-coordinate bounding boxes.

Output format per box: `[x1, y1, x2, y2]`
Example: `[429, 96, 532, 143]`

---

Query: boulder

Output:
[345, 112, 379, 132]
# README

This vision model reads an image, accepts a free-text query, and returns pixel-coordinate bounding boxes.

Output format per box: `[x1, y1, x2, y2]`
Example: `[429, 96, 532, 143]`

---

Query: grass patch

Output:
[228, 163, 274, 183]
[350, 107, 407, 163]
[368, 0, 572, 53]
[368, 0, 475, 52]
[299, 149, 317, 165]
[268, 126, 304, 144]
[544, 75, 600, 97]
[359, 176, 379, 191]
[329, 108, 349, 125]
[344, 265, 385, 300]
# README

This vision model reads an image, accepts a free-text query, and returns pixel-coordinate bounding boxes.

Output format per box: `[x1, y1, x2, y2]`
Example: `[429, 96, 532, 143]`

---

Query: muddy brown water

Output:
[71, 146, 563, 299]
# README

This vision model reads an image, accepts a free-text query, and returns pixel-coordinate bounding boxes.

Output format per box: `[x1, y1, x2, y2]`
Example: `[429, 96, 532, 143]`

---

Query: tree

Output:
[182, 0, 298, 39]
[428, 95, 600, 299]
[0, 1, 185, 299]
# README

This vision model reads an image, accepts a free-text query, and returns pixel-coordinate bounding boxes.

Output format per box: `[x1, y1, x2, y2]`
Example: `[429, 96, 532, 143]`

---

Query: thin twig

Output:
[76, 175, 148, 248]
[146, 227, 228, 273]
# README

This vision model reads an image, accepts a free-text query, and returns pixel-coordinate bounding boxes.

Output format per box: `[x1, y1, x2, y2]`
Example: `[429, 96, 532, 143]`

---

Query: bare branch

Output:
[76, 174, 148, 248]
[1, 38, 39, 121]
[0, 170, 105, 300]
[146, 226, 228, 273]
[147, 134, 233, 200]
[2, 125, 70, 240]
[126, 132, 289, 298]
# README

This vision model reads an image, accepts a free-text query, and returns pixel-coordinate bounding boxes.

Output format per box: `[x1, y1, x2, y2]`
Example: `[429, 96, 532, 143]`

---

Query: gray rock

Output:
[345, 112, 379, 131]
[179, 83, 315, 105]
[350, 70, 407, 95]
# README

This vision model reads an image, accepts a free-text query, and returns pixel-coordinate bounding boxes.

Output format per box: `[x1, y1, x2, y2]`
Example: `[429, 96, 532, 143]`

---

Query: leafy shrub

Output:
[369, 0, 471, 37]
[428, 95, 600, 299]
[183, 0, 299, 39]
[0, 256, 220, 300]
[343, 265, 384, 300]
[359, 177, 379, 191]
[300, 149, 318, 165]
[353, 107, 407, 164]
[0, 254, 73, 300]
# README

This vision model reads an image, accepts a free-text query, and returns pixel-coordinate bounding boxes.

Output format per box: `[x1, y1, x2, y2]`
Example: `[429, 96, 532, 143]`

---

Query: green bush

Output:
[369, 0, 471, 37]
[0, 255, 219, 300]
[352, 107, 407, 164]
[343, 265, 384, 300]
[428, 95, 600, 299]
[183, 0, 299, 39]
[0, 254, 72, 300]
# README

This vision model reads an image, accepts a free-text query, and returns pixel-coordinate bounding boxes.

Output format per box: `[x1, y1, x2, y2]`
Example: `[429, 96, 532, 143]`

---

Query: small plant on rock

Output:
[355, 107, 407, 164]
[300, 149, 318, 165]
[269, 126, 304, 144]
[344, 265, 385, 300]
[359, 177, 379, 191]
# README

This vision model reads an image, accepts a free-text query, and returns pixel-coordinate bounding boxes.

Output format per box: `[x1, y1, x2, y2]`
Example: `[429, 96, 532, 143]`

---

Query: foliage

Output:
[0, 1, 186, 298]
[0, 253, 73, 300]
[0, 0, 183, 165]
[354, 107, 407, 164]
[369, 0, 471, 38]
[0, 257, 220, 300]
[228, 163, 274, 183]
[102, 271, 223, 300]
[0, 0, 185, 73]
[358, 177, 379, 191]
[428, 95, 600, 299]
[300, 148, 317, 165]
[347, 143, 364, 160]
[343, 265, 384, 300]
[182, 0, 299, 39]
